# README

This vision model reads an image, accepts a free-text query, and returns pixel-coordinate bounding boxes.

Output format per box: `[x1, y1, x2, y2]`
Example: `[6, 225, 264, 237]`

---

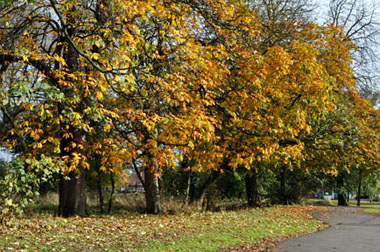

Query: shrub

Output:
[0, 159, 39, 224]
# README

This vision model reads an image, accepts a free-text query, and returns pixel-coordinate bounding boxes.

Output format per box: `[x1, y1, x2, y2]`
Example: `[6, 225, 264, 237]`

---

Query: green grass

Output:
[360, 208, 380, 214]
[0, 206, 326, 251]
[347, 200, 380, 214]
[306, 199, 380, 208]
[330, 199, 380, 209]
[308, 199, 380, 214]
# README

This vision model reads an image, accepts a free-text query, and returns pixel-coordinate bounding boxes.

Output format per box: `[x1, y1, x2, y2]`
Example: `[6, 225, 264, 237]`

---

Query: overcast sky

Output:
[0, 147, 12, 162]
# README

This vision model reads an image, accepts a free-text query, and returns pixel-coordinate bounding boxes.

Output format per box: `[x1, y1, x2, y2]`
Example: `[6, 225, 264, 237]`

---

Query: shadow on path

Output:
[276, 207, 380, 252]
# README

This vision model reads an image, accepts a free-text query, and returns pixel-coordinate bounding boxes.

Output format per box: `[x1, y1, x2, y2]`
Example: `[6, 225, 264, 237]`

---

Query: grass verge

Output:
[307, 198, 380, 215]
[0, 205, 327, 251]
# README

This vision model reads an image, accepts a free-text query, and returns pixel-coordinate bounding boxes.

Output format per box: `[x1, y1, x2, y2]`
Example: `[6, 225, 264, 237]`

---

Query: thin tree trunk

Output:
[280, 166, 287, 205]
[185, 170, 192, 206]
[108, 172, 115, 213]
[132, 159, 145, 188]
[337, 173, 348, 206]
[97, 173, 104, 214]
[245, 168, 258, 207]
[357, 169, 363, 207]
[144, 166, 161, 214]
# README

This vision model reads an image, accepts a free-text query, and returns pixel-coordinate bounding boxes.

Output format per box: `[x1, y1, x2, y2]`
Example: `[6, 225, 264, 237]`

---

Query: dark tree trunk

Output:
[357, 169, 363, 207]
[144, 167, 161, 214]
[337, 174, 348, 206]
[280, 166, 287, 205]
[132, 159, 145, 188]
[245, 168, 258, 207]
[97, 173, 104, 214]
[185, 170, 192, 205]
[56, 11, 87, 217]
[57, 127, 87, 217]
[338, 193, 347, 206]
[57, 168, 87, 217]
[108, 172, 115, 213]
[189, 174, 196, 203]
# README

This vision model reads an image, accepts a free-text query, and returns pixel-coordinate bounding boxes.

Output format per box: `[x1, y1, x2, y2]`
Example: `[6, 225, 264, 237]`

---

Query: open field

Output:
[0, 206, 326, 251]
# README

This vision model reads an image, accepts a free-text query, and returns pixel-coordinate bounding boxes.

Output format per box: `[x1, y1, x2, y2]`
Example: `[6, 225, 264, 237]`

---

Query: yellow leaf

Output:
[104, 123, 111, 132]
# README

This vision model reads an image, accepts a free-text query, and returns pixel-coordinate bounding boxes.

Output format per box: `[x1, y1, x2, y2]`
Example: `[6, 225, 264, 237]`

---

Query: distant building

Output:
[127, 172, 145, 193]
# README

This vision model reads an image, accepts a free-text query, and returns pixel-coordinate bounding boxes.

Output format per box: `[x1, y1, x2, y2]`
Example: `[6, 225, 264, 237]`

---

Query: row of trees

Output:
[1, 0, 380, 216]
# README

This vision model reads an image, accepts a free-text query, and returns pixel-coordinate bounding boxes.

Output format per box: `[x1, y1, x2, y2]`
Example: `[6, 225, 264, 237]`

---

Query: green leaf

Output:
[1, 208, 9, 214]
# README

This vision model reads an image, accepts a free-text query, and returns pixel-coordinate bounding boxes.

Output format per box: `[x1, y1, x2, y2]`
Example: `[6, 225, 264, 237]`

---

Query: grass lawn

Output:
[308, 199, 380, 214]
[0, 206, 326, 251]
[349, 200, 380, 214]
[331, 199, 380, 208]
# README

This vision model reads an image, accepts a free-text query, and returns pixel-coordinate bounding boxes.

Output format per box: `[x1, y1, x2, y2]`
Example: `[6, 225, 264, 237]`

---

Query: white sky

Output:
[0, 147, 12, 162]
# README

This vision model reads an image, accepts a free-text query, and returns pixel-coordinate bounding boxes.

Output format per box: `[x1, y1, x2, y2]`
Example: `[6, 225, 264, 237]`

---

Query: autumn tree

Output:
[203, 0, 356, 206]
[109, 0, 258, 213]
[1, 0, 253, 215]
[309, 0, 380, 205]
[0, 0, 143, 216]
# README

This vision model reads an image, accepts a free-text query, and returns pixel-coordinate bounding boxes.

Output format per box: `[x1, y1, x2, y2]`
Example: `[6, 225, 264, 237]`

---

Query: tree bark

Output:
[97, 173, 104, 214]
[108, 172, 115, 213]
[57, 127, 87, 217]
[57, 168, 87, 217]
[144, 167, 161, 214]
[184, 170, 192, 206]
[56, 9, 87, 216]
[280, 166, 287, 205]
[96, 169, 104, 214]
[337, 173, 348, 206]
[245, 167, 258, 207]
[357, 169, 363, 207]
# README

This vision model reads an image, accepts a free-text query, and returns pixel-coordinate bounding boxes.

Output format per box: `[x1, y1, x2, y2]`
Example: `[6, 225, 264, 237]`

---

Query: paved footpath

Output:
[276, 207, 380, 252]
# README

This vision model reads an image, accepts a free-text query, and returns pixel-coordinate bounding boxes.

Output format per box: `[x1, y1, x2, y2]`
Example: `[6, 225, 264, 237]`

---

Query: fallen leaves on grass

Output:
[219, 206, 329, 252]
[219, 236, 290, 252]
[0, 206, 328, 251]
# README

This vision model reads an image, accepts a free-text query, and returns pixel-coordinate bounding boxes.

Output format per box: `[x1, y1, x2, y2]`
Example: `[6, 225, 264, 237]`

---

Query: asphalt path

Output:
[276, 207, 380, 252]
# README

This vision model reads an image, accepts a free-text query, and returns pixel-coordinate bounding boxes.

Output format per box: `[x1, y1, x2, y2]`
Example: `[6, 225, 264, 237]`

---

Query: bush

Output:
[0, 159, 39, 224]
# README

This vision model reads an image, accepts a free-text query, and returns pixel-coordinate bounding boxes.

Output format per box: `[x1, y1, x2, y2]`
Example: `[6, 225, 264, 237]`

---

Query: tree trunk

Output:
[57, 168, 87, 217]
[357, 169, 363, 207]
[245, 168, 258, 207]
[338, 193, 347, 206]
[56, 10, 87, 217]
[57, 128, 87, 217]
[108, 172, 115, 213]
[337, 174, 348, 206]
[97, 179, 104, 214]
[185, 170, 192, 205]
[97, 174, 104, 214]
[93, 158, 104, 214]
[280, 166, 287, 205]
[144, 167, 161, 214]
